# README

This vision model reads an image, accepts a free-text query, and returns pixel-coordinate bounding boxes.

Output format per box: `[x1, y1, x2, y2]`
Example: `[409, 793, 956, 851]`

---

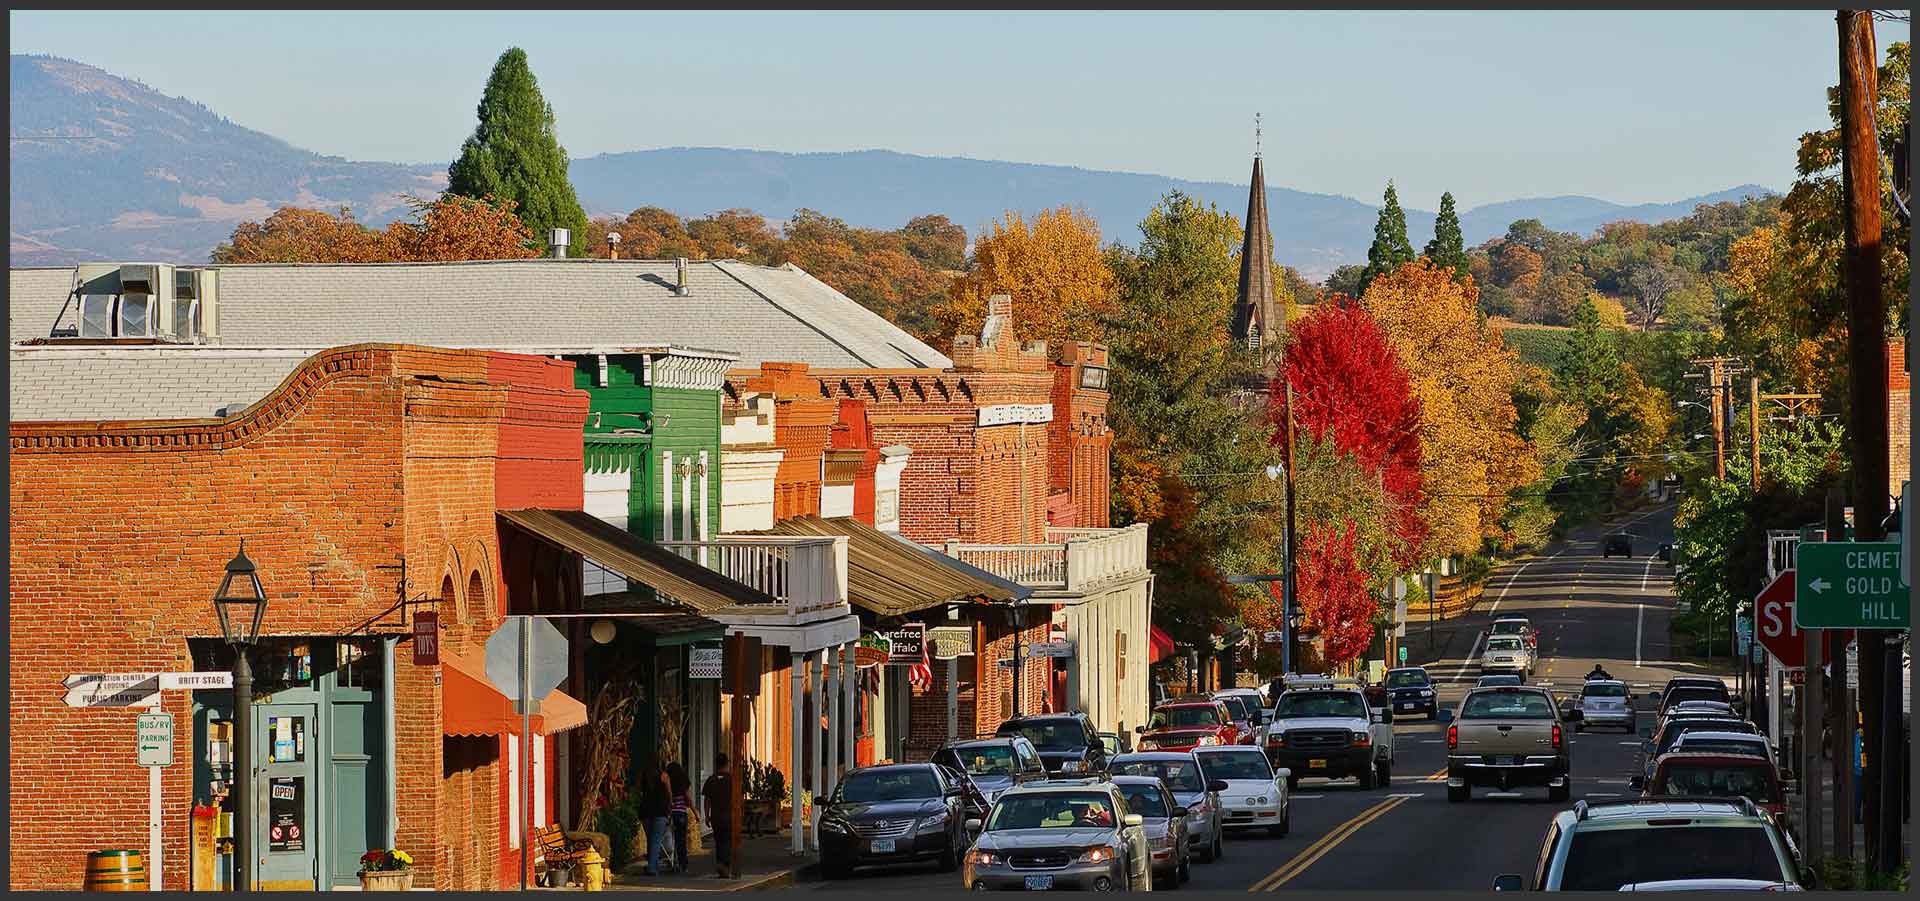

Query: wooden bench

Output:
[534, 824, 596, 883]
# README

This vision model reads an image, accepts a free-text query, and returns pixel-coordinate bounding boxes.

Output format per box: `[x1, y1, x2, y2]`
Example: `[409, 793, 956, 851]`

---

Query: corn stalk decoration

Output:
[652, 692, 704, 852]
[574, 678, 639, 833]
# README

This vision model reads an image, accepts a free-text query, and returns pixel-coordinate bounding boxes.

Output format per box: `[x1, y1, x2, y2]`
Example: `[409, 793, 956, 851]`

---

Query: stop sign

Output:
[1755, 570, 1808, 666]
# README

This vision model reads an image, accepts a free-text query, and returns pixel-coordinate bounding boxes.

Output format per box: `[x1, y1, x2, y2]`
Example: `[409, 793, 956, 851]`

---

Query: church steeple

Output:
[1231, 117, 1275, 354]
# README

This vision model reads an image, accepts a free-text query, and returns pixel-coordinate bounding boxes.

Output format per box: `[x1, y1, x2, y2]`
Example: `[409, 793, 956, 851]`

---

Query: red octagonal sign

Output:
[1756, 570, 1813, 667]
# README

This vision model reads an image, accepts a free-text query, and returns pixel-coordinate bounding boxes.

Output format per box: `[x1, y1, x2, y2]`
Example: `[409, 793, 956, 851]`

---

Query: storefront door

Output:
[256, 704, 319, 890]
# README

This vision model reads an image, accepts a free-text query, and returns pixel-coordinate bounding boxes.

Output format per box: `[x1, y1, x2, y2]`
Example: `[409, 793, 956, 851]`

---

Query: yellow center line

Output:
[1249, 795, 1411, 892]
[1422, 766, 1448, 782]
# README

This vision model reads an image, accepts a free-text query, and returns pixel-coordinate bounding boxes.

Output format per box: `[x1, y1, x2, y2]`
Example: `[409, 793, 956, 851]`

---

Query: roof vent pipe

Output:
[549, 228, 570, 259]
[675, 257, 691, 296]
[607, 231, 622, 261]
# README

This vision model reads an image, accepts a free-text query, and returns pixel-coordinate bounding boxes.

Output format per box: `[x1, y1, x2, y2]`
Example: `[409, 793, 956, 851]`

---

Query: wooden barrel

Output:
[84, 850, 147, 891]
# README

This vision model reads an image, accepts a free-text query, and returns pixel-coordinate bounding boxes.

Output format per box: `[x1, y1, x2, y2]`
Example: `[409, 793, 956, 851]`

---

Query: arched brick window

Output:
[468, 571, 487, 623]
[442, 575, 461, 625]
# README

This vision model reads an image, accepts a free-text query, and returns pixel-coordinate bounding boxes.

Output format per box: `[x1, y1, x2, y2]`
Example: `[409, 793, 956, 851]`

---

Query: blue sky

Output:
[9, 11, 1908, 208]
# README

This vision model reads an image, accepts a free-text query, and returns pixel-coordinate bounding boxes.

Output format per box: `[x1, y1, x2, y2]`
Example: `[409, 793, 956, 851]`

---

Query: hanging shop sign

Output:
[855, 633, 892, 669]
[976, 403, 1054, 427]
[1027, 640, 1075, 658]
[927, 626, 974, 660]
[413, 611, 440, 666]
[885, 624, 927, 663]
[688, 646, 723, 680]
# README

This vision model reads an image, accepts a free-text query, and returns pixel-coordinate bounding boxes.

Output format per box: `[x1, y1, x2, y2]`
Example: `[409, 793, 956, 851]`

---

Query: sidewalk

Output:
[602, 830, 816, 893]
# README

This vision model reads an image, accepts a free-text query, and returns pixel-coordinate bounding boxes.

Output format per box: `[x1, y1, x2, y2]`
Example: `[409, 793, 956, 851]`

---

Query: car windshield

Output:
[1197, 751, 1272, 782]
[1273, 692, 1366, 719]
[1217, 696, 1252, 721]
[1492, 621, 1528, 635]
[1478, 675, 1522, 687]
[1656, 764, 1780, 802]
[1559, 826, 1786, 890]
[947, 745, 1017, 776]
[984, 792, 1115, 831]
[1665, 687, 1728, 707]
[1116, 784, 1169, 818]
[1110, 759, 1205, 792]
[1488, 637, 1523, 652]
[1462, 691, 1555, 719]
[1386, 670, 1430, 688]
[1583, 683, 1629, 698]
[836, 768, 941, 803]
[1151, 706, 1222, 728]
[1005, 720, 1086, 751]
[1659, 722, 1751, 754]
[1675, 738, 1768, 759]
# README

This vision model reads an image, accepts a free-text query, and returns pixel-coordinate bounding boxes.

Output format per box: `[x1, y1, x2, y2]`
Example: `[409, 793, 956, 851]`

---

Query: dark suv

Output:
[1602, 533, 1633, 558]
[995, 712, 1108, 775]
[1383, 666, 1438, 719]
[816, 763, 971, 879]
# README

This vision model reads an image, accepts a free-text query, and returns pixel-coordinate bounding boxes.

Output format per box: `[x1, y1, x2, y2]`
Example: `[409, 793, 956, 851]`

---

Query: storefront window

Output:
[336, 639, 383, 690]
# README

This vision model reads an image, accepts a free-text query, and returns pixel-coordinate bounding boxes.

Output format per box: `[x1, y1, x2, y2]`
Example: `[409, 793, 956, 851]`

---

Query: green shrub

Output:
[596, 797, 640, 871]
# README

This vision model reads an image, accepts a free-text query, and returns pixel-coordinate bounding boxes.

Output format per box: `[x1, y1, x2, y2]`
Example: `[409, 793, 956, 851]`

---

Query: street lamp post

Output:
[213, 541, 269, 893]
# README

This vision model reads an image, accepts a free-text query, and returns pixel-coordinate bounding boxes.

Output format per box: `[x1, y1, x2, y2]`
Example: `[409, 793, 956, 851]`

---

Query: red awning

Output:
[441, 649, 587, 737]
[1149, 625, 1176, 664]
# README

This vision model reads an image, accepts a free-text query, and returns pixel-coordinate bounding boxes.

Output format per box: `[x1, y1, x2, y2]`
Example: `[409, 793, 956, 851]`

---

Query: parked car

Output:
[1214, 687, 1268, 740]
[931, 736, 1049, 823]
[1137, 699, 1242, 752]
[1642, 716, 1759, 781]
[816, 763, 972, 879]
[961, 780, 1152, 891]
[1490, 616, 1538, 651]
[1667, 731, 1774, 764]
[1263, 678, 1394, 790]
[1575, 679, 1635, 733]
[1193, 744, 1292, 836]
[1493, 798, 1809, 891]
[1603, 533, 1634, 558]
[1110, 774, 1192, 886]
[1447, 685, 1577, 802]
[1632, 751, 1788, 820]
[994, 712, 1108, 775]
[1383, 666, 1439, 719]
[1096, 731, 1132, 759]
[1480, 635, 1534, 678]
[1476, 673, 1524, 688]
[1109, 751, 1230, 863]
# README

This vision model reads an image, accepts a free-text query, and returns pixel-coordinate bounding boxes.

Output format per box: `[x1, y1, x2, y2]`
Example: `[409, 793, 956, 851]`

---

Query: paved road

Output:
[806, 504, 1728, 892]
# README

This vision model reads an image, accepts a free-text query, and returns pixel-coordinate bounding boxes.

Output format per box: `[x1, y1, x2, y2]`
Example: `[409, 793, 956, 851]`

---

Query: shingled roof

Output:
[7, 258, 952, 370]
[9, 345, 312, 422]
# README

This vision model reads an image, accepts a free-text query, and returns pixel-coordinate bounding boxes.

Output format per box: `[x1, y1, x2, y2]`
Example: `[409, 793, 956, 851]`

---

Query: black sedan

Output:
[816, 764, 970, 879]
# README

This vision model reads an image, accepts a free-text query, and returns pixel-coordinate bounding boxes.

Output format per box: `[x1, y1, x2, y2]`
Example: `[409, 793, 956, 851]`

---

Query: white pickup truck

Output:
[1262, 677, 1395, 790]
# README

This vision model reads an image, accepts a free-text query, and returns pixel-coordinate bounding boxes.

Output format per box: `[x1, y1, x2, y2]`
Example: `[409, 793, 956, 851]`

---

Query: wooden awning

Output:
[498, 509, 776, 613]
[441, 649, 587, 737]
[748, 516, 1028, 617]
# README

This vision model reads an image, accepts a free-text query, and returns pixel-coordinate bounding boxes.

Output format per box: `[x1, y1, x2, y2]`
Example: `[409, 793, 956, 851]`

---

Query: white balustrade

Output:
[944, 524, 1149, 591]
[658, 536, 849, 615]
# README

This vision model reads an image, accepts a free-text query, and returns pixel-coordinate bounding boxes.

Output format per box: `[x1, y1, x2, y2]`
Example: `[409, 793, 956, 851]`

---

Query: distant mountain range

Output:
[8, 54, 1776, 278]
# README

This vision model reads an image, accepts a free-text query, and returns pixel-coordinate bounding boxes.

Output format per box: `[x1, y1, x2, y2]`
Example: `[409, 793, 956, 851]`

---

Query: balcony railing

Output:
[656, 536, 849, 618]
[944, 524, 1149, 592]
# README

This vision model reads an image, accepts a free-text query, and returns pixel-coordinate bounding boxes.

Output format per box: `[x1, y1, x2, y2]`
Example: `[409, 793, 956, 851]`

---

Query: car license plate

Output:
[870, 838, 896, 854]
[1309, 758, 1328, 769]
[1025, 875, 1054, 890]
[1493, 755, 1518, 765]
[1397, 702, 1414, 710]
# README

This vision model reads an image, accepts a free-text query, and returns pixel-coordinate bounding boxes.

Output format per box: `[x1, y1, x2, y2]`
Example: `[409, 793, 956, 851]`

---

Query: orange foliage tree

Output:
[213, 195, 539, 263]
[935, 207, 1118, 358]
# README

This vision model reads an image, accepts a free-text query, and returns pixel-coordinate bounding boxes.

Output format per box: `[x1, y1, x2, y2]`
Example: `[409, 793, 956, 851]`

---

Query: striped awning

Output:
[498, 509, 775, 613]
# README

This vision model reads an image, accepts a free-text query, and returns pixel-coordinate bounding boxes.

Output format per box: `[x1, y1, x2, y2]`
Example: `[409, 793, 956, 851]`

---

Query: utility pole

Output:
[1836, 9, 1898, 876]
[1826, 488, 1855, 862]
[1749, 377, 1762, 492]
[1685, 356, 1745, 481]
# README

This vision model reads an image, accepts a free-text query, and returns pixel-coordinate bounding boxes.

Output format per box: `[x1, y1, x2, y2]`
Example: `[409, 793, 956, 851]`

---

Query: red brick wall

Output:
[902, 610, 1050, 760]
[1891, 338, 1911, 499]
[7, 345, 588, 891]
[740, 363, 835, 519]
[1054, 343, 1113, 529]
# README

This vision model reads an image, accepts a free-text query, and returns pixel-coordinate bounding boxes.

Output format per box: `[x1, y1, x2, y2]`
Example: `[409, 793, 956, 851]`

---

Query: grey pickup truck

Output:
[1445, 685, 1580, 802]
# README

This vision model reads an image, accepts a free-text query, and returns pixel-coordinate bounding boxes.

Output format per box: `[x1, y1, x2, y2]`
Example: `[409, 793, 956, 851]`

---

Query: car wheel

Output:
[1271, 804, 1290, 837]
[1377, 759, 1392, 785]
[823, 859, 852, 880]
[1549, 781, 1571, 803]
[1286, 774, 1301, 791]
[1574, 722, 1585, 733]
[1179, 852, 1191, 884]
[938, 840, 960, 873]
[1447, 783, 1469, 803]
[1357, 765, 1377, 790]
[1211, 831, 1224, 861]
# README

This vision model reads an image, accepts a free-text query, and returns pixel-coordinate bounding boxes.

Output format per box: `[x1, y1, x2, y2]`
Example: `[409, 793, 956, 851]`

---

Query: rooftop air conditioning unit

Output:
[65, 263, 217, 342]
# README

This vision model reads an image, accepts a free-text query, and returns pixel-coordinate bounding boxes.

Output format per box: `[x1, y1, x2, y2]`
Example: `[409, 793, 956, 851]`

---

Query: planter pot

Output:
[359, 870, 414, 891]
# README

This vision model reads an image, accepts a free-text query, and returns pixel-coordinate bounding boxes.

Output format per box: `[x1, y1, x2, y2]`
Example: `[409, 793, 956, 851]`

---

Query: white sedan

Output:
[1192, 745, 1291, 837]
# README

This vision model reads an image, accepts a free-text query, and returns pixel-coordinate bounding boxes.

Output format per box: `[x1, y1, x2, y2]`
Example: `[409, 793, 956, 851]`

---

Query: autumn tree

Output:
[1360, 259, 1539, 558]
[936, 207, 1117, 356]
[1358, 181, 1415, 296]
[1423, 191, 1468, 280]
[386, 194, 539, 262]
[447, 47, 588, 256]
[212, 206, 398, 263]
[212, 195, 538, 264]
[900, 215, 968, 271]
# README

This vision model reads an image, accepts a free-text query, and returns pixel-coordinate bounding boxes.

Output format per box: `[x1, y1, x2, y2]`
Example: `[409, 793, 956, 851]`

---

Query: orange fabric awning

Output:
[441, 649, 587, 737]
[1150, 625, 1176, 664]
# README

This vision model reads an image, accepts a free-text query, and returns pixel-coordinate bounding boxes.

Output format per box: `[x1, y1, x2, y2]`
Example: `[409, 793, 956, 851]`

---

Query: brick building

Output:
[8, 344, 592, 891]
[1890, 337, 1910, 501]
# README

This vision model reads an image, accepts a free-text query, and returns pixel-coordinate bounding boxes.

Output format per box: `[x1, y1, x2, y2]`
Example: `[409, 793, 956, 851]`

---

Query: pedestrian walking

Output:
[638, 758, 672, 876]
[702, 754, 735, 879]
[667, 761, 693, 874]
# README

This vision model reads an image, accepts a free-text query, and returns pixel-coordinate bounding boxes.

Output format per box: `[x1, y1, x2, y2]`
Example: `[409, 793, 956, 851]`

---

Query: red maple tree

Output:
[1296, 522, 1379, 664]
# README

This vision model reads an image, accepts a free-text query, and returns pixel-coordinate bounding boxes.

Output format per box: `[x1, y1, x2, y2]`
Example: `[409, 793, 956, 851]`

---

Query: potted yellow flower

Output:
[358, 848, 414, 891]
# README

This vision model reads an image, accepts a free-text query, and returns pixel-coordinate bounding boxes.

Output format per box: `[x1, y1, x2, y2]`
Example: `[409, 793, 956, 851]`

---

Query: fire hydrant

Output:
[580, 849, 608, 892]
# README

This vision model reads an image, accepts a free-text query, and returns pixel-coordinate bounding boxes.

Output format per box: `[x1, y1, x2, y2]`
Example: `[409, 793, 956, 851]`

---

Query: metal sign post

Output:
[137, 713, 173, 893]
[521, 617, 532, 893]
[484, 616, 567, 892]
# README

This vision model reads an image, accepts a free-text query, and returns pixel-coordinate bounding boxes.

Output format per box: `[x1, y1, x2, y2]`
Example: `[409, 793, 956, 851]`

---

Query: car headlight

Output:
[820, 818, 850, 833]
[1196, 735, 1220, 746]
[1268, 731, 1286, 746]
[1060, 760, 1084, 773]
[1252, 795, 1268, 805]
[1076, 846, 1116, 864]
[1419, 688, 1434, 696]
[918, 812, 950, 833]
[1351, 731, 1371, 748]
[1138, 739, 1157, 750]
[966, 849, 1000, 867]
[1151, 833, 1177, 850]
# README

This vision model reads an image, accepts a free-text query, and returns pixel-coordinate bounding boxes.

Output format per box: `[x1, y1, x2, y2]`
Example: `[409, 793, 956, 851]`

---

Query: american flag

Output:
[908, 637, 933, 692]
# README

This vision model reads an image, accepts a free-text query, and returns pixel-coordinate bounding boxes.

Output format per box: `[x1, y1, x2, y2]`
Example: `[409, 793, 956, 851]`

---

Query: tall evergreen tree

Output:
[1357, 181, 1415, 296]
[1423, 191, 1468, 281]
[447, 48, 588, 256]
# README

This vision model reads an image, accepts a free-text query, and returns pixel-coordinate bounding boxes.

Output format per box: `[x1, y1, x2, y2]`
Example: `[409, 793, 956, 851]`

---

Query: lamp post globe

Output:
[212, 540, 268, 892]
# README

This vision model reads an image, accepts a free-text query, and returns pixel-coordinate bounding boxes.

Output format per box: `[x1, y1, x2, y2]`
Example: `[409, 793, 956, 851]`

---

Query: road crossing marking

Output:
[1483, 791, 1525, 799]
[1250, 795, 1411, 891]
[1386, 792, 1425, 798]
[1584, 792, 1622, 798]
[1617, 741, 1643, 746]
[1288, 794, 1325, 799]
[1422, 767, 1448, 783]
[1635, 601, 1645, 666]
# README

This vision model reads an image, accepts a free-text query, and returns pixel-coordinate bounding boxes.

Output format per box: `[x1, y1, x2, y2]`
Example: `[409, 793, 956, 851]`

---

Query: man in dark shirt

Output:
[701, 754, 735, 879]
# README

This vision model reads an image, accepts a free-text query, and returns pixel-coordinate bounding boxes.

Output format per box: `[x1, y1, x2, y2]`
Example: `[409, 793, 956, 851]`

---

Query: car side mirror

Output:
[1134, 725, 1147, 735]
[965, 818, 983, 833]
[1492, 874, 1524, 892]
[1273, 768, 1291, 782]
[1122, 813, 1144, 828]
[1207, 779, 1230, 793]
[1628, 775, 1646, 791]
[1173, 805, 1190, 818]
